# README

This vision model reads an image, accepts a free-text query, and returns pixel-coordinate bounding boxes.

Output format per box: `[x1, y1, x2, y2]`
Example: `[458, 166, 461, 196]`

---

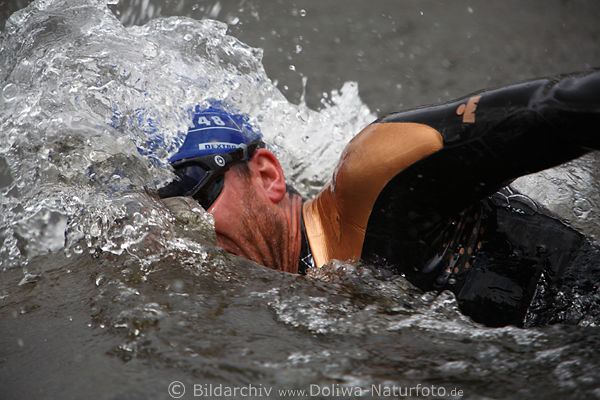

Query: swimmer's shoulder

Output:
[303, 121, 443, 267]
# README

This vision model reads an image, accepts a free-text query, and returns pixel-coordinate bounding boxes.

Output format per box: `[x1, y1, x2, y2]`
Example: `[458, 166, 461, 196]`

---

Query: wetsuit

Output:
[301, 70, 600, 326]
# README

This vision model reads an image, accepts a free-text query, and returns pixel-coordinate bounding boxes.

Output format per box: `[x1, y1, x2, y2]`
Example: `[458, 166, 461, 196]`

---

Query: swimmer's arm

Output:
[379, 69, 600, 148]
[372, 69, 600, 214]
[362, 70, 600, 265]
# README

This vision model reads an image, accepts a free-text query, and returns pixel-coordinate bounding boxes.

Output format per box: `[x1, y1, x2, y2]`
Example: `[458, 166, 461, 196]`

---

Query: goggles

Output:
[158, 139, 264, 209]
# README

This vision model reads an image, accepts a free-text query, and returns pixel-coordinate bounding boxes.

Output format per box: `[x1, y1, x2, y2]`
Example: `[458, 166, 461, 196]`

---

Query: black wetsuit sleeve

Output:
[378, 70, 600, 198]
[362, 70, 600, 291]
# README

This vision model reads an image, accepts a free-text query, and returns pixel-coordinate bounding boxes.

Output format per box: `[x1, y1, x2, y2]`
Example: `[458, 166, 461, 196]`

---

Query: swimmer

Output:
[159, 70, 600, 326]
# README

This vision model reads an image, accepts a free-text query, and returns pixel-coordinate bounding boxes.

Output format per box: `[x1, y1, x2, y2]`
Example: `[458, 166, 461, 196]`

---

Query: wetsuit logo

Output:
[456, 95, 481, 123]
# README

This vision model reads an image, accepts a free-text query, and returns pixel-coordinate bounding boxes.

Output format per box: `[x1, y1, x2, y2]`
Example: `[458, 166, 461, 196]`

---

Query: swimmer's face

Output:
[206, 149, 289, 271]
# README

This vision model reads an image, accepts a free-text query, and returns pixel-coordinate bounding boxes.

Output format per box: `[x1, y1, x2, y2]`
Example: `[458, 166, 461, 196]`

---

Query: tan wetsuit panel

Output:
[303, 122, 443, 267]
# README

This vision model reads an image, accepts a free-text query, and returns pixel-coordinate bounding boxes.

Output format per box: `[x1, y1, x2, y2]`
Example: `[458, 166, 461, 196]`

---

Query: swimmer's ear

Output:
[248, 148, 287, 203]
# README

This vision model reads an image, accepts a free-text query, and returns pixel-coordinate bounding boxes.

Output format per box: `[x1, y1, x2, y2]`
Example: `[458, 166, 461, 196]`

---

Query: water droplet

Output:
[209, 1, 222, 18]
[2, 83, 17, 101]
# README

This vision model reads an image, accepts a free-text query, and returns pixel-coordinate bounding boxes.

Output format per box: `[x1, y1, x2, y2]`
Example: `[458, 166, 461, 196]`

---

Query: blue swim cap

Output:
[169, 105, 262, 163]
[158, 105, 264, 207]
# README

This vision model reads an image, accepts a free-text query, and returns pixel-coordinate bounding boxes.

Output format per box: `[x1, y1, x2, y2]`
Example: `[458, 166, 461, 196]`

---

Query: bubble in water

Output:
[299, 9, 307, 17]
[274, 134, 285, 147]
[6, 24, 17, 35]
[573, 198, 593, 219]
[2, 83, 18, 101]
[183, 33, 193, 41]
[143, 43, 158, 59]
[160, 18, 179, 31]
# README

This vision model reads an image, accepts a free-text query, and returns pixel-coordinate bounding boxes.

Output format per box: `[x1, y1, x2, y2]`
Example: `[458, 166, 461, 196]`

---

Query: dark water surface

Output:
[1, 1, 600, 399]
[119, 0, 600, 112]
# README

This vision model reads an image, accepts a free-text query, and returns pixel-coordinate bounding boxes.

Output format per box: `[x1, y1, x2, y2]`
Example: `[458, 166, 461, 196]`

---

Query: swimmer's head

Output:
[159, 104, 301, 273]
[158, 105, 264, 208]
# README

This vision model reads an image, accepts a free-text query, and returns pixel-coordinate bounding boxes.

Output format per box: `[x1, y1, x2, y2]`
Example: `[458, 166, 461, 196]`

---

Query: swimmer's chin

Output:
[215, 234, 246, 259]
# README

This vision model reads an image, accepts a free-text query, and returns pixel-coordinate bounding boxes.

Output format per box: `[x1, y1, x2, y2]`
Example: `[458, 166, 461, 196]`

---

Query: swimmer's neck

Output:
[281, 192, 303, 274]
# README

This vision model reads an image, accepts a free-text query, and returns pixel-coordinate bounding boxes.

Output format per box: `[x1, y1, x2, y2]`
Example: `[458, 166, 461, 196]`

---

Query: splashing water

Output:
[0, 0, 373, 270]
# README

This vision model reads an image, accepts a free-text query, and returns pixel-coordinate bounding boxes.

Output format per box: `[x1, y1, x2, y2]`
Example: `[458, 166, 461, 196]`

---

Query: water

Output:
[1, 1, 600, 399]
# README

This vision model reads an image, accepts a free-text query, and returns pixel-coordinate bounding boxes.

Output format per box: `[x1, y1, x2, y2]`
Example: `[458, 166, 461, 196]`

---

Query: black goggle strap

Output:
[169, 139, 265, 198]
[171, 139, 264, 170]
